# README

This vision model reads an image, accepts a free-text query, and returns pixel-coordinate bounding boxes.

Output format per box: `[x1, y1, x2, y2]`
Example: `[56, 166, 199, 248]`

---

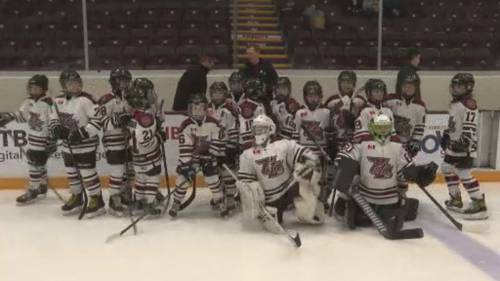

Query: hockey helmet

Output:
[188, 93, 208, 122]
[128, 78, 157, 110]
[337, 70, 357, 95]
[109, 67, 132, 94]
[209, 81, 229, 106]
[400, 71, 421, 100]
[368, 114, 393, 144]
[228, 71, 244, 92]
[450, 73, 474, 99]
[303, 80, 323, 110]
[275, 77, 292, 101]
[252, 114, 276, 146]
[365, 79, 387, 106]
[243, 78, 265, 101]
[59, 69, 82, 94]
[27, 74, 49, 96]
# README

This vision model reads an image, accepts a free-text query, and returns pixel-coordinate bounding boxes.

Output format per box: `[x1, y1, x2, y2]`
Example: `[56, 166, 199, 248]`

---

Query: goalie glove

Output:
[401, 162, 438, 188]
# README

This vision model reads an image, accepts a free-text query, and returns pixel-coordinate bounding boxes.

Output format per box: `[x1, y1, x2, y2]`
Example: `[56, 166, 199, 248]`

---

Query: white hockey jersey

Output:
[238, 98, 265, 149]
[9, 95, 53, 151]
[337, 136, 413, 205]
[324, 93, 358, 144]
[239, 139, 317, 203]
[384, 94, 426, 143]
[270, 97, 300, 140]
[178, 116, 225, 166]
[49, 92, 101, 154]
[354, 103, 395, 140]
[293, 107, 333, 155]
[207, 102, 239, 151]
[128, 109, 162, 173]
[98, 92, 133, 151]
[446, 95, 479, 158]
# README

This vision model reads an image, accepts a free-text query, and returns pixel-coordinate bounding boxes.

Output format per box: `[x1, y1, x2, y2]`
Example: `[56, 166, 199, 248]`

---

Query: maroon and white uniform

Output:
[337, 135, 413, 205]
[49, 92, 102, 196]
[384, 94, 426, 143]
[324, 93, 357, 145]
[293, 106, 333, 155]
[354, 102, 394, 141]
[207, 102, 239, 153]
[270, 97, 300, 140]
[238, 98, 265, 150]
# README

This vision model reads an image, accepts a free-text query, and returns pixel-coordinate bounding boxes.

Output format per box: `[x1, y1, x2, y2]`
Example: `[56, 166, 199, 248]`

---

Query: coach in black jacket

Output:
[395, 48, 420, 94]
[172, 55, 215, 111]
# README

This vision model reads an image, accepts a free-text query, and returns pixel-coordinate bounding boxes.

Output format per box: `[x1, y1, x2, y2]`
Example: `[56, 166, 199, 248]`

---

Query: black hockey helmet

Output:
[59, 69, 82, 88]
[228, 71, 243, 83]
[28, 74, 49, 92]
[337, 70, 356, 95]
[303, 80, 323, 110]
[209, 81, 229, 105]
[275, 76, 292, 101]
[365, 79, 387, 106]
[451, 73, 474, 99]
[400, 71, 421, 100]
[243, 78, 265, 101]
[128, 78, 157, 109]
[188, 93, 208, 121]
[109, 67, 132, 93]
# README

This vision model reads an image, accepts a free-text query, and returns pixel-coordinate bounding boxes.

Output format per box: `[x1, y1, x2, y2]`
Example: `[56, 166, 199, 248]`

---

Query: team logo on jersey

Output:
[367, 156, 393, 179]
[394, 115, 412, 138]
[58, 112, 77, 129]
[255, 155, 285, 178]
[28, 112, 43, 132]
[302, 120, 323, 140]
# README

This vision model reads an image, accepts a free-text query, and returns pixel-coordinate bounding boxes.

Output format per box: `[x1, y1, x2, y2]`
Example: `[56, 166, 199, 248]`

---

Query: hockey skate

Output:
[108, 194, 126, 217]
[168, 200, 181, 218]
[445, 193, 463, 213]
[143, 202, 162, 219]
[85, 194, 106, 219]
[61, 193, 84, 215]
[16, 186, 47, 205]
[462, 194, 488, 220]
[220, 196, 237, 218]
[120, 186, 133, 206]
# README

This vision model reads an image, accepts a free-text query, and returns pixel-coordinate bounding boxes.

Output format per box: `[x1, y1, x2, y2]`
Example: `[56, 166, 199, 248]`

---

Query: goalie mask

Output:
[450, 73, 474, 101]
[243, 78, 265, 101]
[369, 114, 393, 144]
[337, 70, 356, 96]
[127, 78, 157, 110]
[365, 79, 387, 107]
[275, 76, 291, 102]
[27, 74, 48, 98]
[303, 80, 323, 110]
[209, 81, 229, 106]
[59, 69, 82, 96]
[252, 114, 276, 146]
[188, 94, 208, 122]
[109, 67, 132, 96]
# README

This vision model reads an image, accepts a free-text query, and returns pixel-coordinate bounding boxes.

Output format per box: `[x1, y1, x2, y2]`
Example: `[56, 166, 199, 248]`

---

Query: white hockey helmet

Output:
[252, 114, 276, 146]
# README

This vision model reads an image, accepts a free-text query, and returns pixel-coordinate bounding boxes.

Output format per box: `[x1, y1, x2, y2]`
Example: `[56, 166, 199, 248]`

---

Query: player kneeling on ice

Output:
[237, 115, 324, 234]
[333, 114, 436, 231]
[0, 75, 56, 204]
[125, 78, 164, 217]
[169, 94, 227, 218]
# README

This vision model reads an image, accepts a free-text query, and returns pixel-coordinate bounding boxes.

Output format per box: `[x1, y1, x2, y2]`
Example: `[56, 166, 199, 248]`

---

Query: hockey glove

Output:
[176, 164, 196, 181]
[68, 127, 89, 144]
[406, 139, 421, 157]
[111, 112, 132, 128]
[52, 125, 70, 140]
[440, 131, 450, 150]
[0, 113, 14, 127]
[449, 136, 470, 152]
[402, 162, 438, 188]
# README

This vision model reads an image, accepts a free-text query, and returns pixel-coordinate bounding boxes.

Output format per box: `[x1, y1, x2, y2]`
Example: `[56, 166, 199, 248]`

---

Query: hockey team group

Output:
[0, 68, 489, 242]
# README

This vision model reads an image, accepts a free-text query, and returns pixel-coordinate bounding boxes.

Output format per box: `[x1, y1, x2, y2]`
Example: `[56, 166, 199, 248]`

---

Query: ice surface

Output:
[1, 183, 499, 281]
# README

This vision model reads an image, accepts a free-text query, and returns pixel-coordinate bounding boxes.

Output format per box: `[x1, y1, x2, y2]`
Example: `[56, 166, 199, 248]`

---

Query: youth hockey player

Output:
[49, 70, 104, 218]
[238, 114, 324, 233]
[0, 75, 55, 204]
[384, 71, 426, 157]
[126, 78, 164, 217]
[354, 79, 394, 140]
[98, 67, 134, 216]
[228, 71, 245, 103]
[333, 114, 436, 230]
[238, 78, 266, 150]
[270, 77, 301, 140]
[207, 81, 239, 215]
[169, 94, 226, 217]
[441, 73, 488, 220]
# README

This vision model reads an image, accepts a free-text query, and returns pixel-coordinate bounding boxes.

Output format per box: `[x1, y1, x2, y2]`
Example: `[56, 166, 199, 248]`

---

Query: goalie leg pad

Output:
[258, 206, 284, 234]
[237, 181, 265, 220]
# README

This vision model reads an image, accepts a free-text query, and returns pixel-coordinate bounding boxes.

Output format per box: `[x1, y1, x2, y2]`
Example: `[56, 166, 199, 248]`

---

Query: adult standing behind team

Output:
[172, 55, 216, 111]
[395, 48, 420, 95]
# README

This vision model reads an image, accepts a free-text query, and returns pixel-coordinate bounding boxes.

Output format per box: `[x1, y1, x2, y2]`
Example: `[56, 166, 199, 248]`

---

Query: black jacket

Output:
[395, 64, 418, 95]
[172, 64, 210, 111]
[240, 59, 278, 93]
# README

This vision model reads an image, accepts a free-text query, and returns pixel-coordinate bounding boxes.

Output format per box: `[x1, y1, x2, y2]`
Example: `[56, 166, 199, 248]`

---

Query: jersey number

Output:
[143, 129, 154, 142]
[465, 111, 476, 122]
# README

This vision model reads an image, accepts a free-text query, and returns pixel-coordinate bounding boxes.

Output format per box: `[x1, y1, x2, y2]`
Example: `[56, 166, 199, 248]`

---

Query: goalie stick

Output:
[53, 103, 87, 220]
[222, 164, 301, 248]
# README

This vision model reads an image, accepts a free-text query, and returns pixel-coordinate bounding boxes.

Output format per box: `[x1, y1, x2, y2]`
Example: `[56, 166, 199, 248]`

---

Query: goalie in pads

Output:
[238, 115, 324, 233]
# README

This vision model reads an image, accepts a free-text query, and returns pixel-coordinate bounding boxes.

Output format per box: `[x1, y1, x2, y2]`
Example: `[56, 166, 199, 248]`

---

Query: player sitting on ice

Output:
[0, 75, 56, 204]
[441, 73, 488, 220]
[125, 78, 164, 217]
[384, 71, 426, 158]
[270, 77, 301, 140]
[49, 70, 105, 218]
[238, 114, 324, 233]
[98, 67, 135, 216]
[238, 78, 266, 150]
[169, 94, 227, 218]
[207, 81, 240, 216]
[354, 79, 394, 140]
[333, 114, 436, 229]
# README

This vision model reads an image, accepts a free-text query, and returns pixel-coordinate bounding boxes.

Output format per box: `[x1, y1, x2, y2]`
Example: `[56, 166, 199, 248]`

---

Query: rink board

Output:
[0, 112, 498, 189]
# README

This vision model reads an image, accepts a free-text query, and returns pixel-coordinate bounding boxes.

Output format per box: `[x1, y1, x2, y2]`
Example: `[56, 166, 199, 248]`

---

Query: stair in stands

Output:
[232, 0, 291, 68]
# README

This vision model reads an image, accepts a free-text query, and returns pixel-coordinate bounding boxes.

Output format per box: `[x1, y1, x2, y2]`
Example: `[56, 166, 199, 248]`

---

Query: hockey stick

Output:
[122, 128, 137, 236]
[222, 164, 301, 248]
[417, 184, 487, 233]
[159, 136, 172, 211]
[53, 103, 88, 220]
